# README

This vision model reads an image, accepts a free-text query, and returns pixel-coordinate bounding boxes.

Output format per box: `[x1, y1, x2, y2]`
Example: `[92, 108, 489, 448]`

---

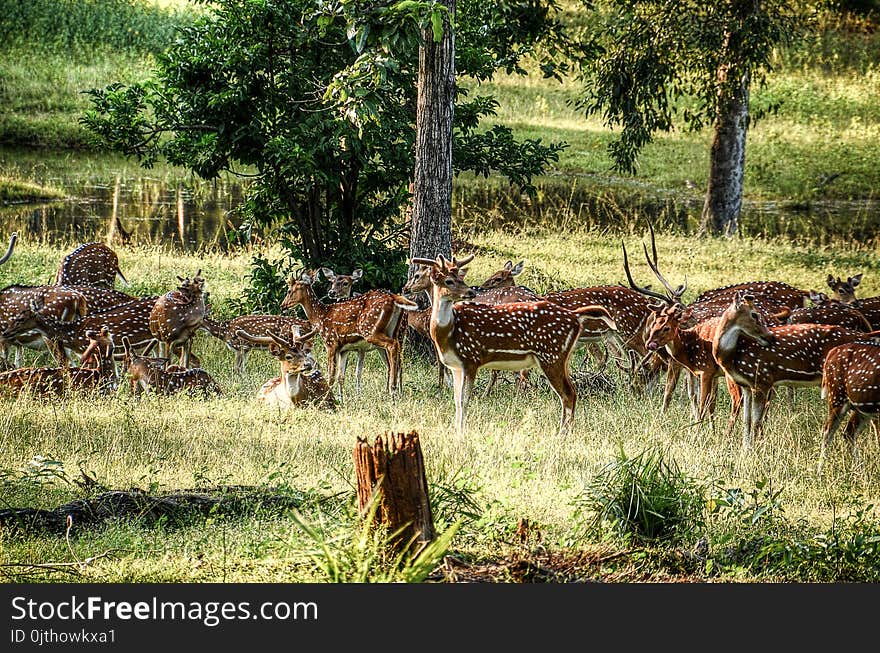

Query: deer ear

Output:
[351, 269, 363, 281]
[851, 274, 863, 287]
[319, 267, 335, 281]
[269, 342, 283, 357]
[504, 260, 513, 271]
[510, 261, 525, 275]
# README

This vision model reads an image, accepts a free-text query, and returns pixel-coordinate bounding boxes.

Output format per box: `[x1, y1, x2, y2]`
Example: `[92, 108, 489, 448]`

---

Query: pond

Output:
[2, 146, 879, 251]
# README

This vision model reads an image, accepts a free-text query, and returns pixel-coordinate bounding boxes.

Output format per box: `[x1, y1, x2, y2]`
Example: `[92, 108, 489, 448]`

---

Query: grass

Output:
[0, 176, 65, 203]
[2, 234, 880, 583]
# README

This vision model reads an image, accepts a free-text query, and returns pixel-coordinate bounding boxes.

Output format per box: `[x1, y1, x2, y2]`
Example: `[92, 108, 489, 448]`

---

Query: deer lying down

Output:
[121, 336, 221, 398]
[237, 328, 336, 411]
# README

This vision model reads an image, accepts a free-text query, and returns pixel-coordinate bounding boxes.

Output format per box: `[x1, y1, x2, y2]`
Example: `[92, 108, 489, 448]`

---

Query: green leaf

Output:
[430, 9, 443, 42]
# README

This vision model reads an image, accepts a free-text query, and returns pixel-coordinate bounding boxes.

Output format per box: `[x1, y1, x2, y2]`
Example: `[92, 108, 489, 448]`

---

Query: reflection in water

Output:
[2, 147, 878, 250]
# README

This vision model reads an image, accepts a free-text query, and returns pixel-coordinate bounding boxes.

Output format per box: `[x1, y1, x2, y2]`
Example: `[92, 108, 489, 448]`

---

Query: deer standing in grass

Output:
[237, 328, 336, 410]
[712, 292, 880, 448]
[280, 270, 417, 395]
[818, 341, 880, 473]
[149, 271, 206, 368]
[54, 242, 129, 288]
[121, 336, 221, 397]
[0, 327, 118, 396]
[410, 254, 616, 436]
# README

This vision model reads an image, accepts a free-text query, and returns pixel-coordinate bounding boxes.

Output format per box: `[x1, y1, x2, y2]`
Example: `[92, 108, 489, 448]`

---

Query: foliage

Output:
[571, 444, 708, 544]
[81, 0, 569, 292]
[0, 0, 195, 56]
[575, 0, 808, 174]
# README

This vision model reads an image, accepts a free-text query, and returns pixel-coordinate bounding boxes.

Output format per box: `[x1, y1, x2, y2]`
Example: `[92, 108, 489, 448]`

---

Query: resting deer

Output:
[786, 291, 872, 332]
[149, 271, 206, 368]
[54, 242, 129, 288]
[410, 253, 616, 437]
[280, 270, 417, 395]
[827, 273, 880, 329]
[238, 328, 336, 410]
[0, 327, 118, 396]
[121, 336, 221, 397]
[200, 314, 310, 375]
[712, 291, 880, 448]
[818, 341, 880, 473]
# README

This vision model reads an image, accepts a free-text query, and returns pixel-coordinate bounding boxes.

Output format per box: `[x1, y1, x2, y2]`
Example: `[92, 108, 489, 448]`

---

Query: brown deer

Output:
[686, 280, 809, 324]
[410, 254, 616, 436]
[200, 314, 310, 375]
[0, 327, 118, 396]
[121, 336, 221, 398]
[237, 329, 336, 410]
[712, 292, 880, 448]
[320, 267, 363, 300]
[0, 285, 89, 368]
[280, 270, 417, 395]
[477, 260, 525, 290]
[786, 291, 873, 332]
[54, 242, 129, 288]
[818, 341, 880, 472]
[149, 271, 207, 368]
[826, 273, 880, 329]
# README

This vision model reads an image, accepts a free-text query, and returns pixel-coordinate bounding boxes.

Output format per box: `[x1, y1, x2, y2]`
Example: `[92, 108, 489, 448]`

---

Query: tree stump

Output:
[354, 431, 435, 553]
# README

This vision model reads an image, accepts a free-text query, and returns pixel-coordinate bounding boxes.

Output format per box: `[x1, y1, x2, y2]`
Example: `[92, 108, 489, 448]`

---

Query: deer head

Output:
[409, 254, 476, 301]
[827, 274, 862, 305]
[479, 260, 525, 289]
[722, 291, 775, 347]
[321, 267, 363, 299]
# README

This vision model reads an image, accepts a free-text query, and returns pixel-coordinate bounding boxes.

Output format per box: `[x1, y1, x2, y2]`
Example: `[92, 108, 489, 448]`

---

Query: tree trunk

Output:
[354, 431, 435, 553]
[408, 1, 455, 272]
[699, 69, 750, 236]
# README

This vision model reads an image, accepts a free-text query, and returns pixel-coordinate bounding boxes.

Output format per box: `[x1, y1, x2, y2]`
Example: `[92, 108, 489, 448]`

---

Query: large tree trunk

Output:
[699, 69, 751, 236]
[408, 0, 455, 271]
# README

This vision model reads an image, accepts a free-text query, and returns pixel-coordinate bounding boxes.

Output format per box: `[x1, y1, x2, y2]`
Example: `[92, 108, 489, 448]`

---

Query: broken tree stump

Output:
[354, 431, 435, 553]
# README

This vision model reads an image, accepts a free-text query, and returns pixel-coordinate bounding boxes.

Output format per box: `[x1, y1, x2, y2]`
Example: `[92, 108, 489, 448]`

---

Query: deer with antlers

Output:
[200, 314, 310, 376]
[237, 328, 336, 410]
[410, 253, 616, 436]
[121, 336, 221, 398]
[712, 291, 880, 448]
[54, 242, 129, 288]
[818, 340, 880, 473]
[149, 271, 206, 368]
[0, 327, 118, 397]
[280, 270, 417, 395]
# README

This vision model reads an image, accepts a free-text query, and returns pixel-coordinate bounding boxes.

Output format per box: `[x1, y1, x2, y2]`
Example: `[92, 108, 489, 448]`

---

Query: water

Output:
[2, 146, 879, 250]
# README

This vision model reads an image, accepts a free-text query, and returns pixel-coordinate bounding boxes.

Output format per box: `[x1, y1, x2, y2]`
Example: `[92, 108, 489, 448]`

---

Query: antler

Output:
[642, 221, 687, 304]
[621, 239, 671, 305]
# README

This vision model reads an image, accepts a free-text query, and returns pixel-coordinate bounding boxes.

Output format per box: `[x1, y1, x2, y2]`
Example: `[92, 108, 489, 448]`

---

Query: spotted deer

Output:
[826, 273, 880, 329]
[237, 328, 336, 410]
[320, 267, 363, 300]
[121, 336, 221, 397]
[712, 292, 880, 448]
[818, 341, 880, 472]
[0, 285, 89, 368]
[0, 327, 118, 396]
[686, 280, 809, 324]
[280, 270, 417, 395]
[410, 254, 616, 437]
[200, 314, 310, 375]
[477, 260, 526, 290]
[54, 242, 129, 288]
[149, 271, 206, 368]
[786, 291, 873, 332]
[0, 295, 199, 367]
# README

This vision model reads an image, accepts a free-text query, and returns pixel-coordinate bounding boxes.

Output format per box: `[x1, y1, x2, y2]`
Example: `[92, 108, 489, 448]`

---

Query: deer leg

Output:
[542, 360, 577, 437]
[724, 377, 742, 440]
[450, 367, 472, 436]
[842, 409, 871, 472]
[234, 349, 246, 376]
[661, 360, 681, 413]
[483, 371, 500, 398]
[698, 372, 716, 423]
[751, 388, 771, 444]
[819, 400, 850, 474]
[740, 387, 754, 449]
[355, 351, 367, 393]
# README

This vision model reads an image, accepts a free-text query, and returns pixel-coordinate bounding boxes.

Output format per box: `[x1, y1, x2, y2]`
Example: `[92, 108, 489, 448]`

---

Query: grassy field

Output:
[2, 234, 880, 583]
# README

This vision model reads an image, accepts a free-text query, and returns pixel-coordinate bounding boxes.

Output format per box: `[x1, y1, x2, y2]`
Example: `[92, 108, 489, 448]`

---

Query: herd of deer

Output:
[1, 227, 879, 473]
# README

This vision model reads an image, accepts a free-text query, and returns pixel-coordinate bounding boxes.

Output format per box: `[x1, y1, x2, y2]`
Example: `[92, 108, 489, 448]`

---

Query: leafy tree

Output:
[574, 0, 806, 235]
[82, 0, 567, 308]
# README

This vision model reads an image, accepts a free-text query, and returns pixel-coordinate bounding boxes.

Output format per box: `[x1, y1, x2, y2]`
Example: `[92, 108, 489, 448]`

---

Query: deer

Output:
[817, 341, 880, 473]
[0, 285, 89, 368]
[711, 291, 880, 449]
[826, 273, 880, 329]
[317, 266, 372, 392]
[786, 291, 873, 332]
[410, 253, 616, 437]
[149, 270, 207, 368]
[477, 260, 526, 290]
[280, 270, 417, 396]
[237, 328, 336, 410]
[0, 326, 118, 397]
[53, 242, 129, 288]
[121, 336, 221, 398]
[686, 280, 810, 324]
[200, 314, 310, 375]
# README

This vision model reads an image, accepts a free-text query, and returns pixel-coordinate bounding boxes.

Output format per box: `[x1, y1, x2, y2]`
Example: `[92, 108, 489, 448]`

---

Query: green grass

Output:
[2, 235, 880, 583]
[0, 176, 65, 203]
